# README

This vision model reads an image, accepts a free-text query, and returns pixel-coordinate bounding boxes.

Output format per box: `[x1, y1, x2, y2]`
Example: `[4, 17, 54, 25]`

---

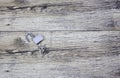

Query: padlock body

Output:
[33, 35, 44, 44]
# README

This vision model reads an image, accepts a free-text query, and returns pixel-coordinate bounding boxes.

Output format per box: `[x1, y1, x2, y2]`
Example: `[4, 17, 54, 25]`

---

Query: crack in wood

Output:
[0, 47, 85, 55]
[1, 2, 82, 11]
[0, 47, 119, 57]
[5, 49, 38, 54]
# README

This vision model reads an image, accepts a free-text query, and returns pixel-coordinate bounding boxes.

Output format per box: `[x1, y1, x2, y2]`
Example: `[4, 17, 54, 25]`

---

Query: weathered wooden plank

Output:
[0, 31, 119, 78]
[0, 55, 120, 78]
[0, 0, 116, 8]
[0, 0, 118, 16]
[0, 31, 120, 57]
[0, 0, 119, 78]
[0, 10, 119, 31]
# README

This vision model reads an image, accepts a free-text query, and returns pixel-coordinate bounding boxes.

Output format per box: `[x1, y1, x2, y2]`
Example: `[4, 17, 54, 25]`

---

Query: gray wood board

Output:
[0, 9, 119, 31]
[0, 31, 120, 57]
[0, 55, 120, 78]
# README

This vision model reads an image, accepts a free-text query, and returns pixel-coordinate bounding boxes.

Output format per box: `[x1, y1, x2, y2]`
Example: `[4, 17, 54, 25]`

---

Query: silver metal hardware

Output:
[25, 33, 46, 55]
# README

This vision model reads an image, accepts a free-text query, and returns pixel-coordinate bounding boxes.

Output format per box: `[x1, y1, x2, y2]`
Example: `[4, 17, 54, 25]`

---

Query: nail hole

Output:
[6, 24, 10, 26]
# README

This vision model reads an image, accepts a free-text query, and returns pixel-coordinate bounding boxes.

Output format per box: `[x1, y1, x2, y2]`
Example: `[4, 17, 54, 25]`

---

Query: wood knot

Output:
[13, 37, 27, 48]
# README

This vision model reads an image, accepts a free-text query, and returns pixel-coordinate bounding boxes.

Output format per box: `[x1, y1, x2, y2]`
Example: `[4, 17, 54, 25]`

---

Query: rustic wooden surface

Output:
[0, 0, 120, 78]
[0, 10, 119, 31]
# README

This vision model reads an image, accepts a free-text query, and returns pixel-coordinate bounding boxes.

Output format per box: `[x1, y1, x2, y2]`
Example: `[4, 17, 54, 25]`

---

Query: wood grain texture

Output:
[0, 31, 120, 57]
[0, 0, 117, 13]
[0, 9, 119, 31]
[0, 0, 117, 7]
[0, 55, 120, 78]
[0, 0, 120, 78]
[0, 0, 119, 31]
[0, 0, 117, 17]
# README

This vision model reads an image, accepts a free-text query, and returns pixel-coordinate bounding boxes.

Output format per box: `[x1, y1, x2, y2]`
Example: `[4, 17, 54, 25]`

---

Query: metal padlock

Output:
[26, 33, 44, 45]
[33, 35, 44, 45]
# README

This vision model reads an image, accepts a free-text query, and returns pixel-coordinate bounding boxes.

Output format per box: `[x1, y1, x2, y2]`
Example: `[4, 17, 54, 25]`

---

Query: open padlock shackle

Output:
[26, 32, 35, 42]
